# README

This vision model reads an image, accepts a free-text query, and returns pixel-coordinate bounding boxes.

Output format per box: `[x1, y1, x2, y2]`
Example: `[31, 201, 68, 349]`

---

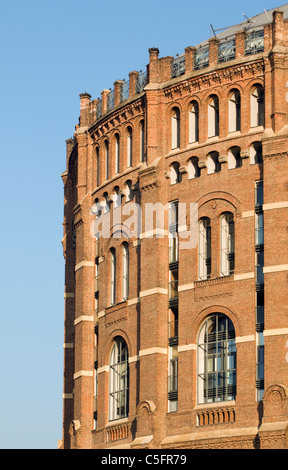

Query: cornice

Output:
[163, 59, 266, 99]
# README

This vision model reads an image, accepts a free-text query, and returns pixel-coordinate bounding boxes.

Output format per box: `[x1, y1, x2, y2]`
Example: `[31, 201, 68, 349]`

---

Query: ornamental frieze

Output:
[164, 60, 265, 99]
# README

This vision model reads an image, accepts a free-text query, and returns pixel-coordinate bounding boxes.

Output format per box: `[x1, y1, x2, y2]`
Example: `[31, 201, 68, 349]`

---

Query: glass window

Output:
[109, 338, 129, 420]
[198, 314, 236, 404]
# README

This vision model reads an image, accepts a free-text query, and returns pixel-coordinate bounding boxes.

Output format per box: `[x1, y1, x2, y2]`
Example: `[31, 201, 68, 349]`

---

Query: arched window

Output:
[127, 127, 132, 167]
[105, 140, 109, 180]
[170, 162, 181, 185]
[110, 248, 116, 306]
[122, 242, 129, 301]
[125, 180, 133, 202]
[112, 186, 121, 208]
[250, 142, 263, 164]
[115, 134, 120, 174]
[228, 146, 242, 169]
[171, 107, 180, 149]
[208, 95, 219, 137]
[197, 314, 236, 404]
[228, 90, 241, 132]
[220, 213, 235, 276]
[207, 151, 221, 174]
[189, 101, 199, 143]
[96, 147, 100, 187]
[250, 85, 264, 127]
[140, 120, 145, 162]
[198, 218, 211, 280]
[109, 337, 129, 420]
[188, 157, 200, 179]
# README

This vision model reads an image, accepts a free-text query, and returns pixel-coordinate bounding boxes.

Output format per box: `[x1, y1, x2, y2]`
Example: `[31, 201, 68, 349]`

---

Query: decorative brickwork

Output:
[61, 6, 288, 449]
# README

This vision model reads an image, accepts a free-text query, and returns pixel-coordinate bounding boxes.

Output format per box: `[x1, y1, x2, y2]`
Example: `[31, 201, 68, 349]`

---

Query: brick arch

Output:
[226, 84, 244, 99]
[183, 94, 202, 110]
[201, 88, 223, 104]
[100, 328, 135, 366]
[196, 191, 242, 217]
[186, 304, 241, 345]
[246, 78, 264, 94]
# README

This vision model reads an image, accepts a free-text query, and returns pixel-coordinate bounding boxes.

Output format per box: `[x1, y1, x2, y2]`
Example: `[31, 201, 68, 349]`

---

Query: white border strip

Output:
[263, 264, 288, 273]
[73, 370, 94, 380]
[75, 260, 94, 272]
[74, 315, 94, 325]
[263, 201, 288, 211]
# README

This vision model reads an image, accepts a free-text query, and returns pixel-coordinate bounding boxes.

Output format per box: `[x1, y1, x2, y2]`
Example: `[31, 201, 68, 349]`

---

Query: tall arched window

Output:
[171, 107, 180, 149]
[127, 127, 132, 168]
[110, 248, 116, 306]
[96, 147, 100, 187]
[197, 314, 236, 404]
[188, 157, 200, 179]
[250, 141, 263, 164]
[250, 85, 264, 127]
[125, 180, 133, 202]
[189, 101, 199, 143]
[115, 134, 120, 174]
[207, 151, 221, 174]
[140, 120, 145, 162]
[208, 95, 219, 137]
[228, 146, 242, 169]
[170, 162, 181, 185]
[220, 213, 235, 276]
[228, 90, 241, 132]
[198, 218, 211, 280]
[109, 337, 129, 420]
[105, 140, 109, 180]
[122, 242, 129, 301]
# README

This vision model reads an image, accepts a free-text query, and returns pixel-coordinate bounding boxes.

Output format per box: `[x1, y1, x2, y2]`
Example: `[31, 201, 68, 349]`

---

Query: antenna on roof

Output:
[210, 24, 217, 37]
[264, 9, 271, 22]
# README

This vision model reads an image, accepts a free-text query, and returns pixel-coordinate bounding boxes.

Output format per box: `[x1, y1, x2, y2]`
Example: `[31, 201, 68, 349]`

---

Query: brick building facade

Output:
[60, 6, 288, 449]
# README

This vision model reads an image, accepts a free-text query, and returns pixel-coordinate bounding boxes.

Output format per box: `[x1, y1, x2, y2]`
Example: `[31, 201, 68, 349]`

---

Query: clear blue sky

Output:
[0, 0, 282, 449]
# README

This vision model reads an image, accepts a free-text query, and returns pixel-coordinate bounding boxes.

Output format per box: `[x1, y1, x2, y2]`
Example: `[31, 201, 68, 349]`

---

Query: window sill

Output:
[195, 400, 236, 410]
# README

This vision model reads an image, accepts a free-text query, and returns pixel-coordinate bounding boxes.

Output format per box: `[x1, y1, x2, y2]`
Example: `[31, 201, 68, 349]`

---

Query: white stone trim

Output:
[263, 264, 288, 273]
[234, 272, 254, 281]
[63, 393, 73, 399]
[97, 365, 109, 374]
[264, 328, 288, 337]
[75, 260, 94, 272]
[64, 292, 75, 298]
[235, 335, 255, 344]
[127, 297, 140, 306]
[140, 287, 168, 298]
[263, 201, 288, 211]
[178, 283, 194, 292]
[139, 347, 167, 357]
[63, 343, 74, 349]
[178, 344, 197, 352]
[129, 355, 140, 363]
[73, 370, 94, 380]
[98, 310, 105, 319]
[140, 228, 168, 239]
[241, 210, 255, 218]
[74, 315, 94, 325]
